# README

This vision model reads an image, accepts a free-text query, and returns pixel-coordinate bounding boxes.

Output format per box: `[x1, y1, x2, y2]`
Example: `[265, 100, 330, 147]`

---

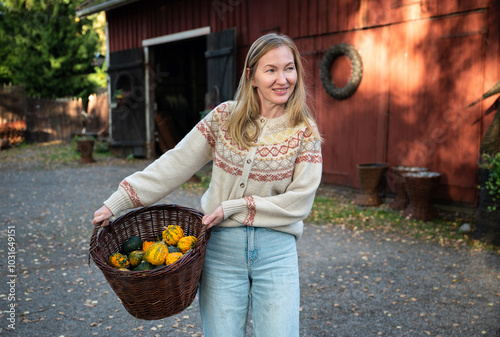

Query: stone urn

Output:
[388, 166, 428, 210]
[402, 171, 441, 221]
[354, 163, 389, 206]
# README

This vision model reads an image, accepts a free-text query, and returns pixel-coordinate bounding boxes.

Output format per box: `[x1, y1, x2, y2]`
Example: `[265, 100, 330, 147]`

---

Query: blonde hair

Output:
[228, 33, 322, 149]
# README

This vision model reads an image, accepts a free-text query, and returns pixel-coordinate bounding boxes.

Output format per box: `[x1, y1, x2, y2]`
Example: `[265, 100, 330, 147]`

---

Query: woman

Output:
[92, 33, 322, 337]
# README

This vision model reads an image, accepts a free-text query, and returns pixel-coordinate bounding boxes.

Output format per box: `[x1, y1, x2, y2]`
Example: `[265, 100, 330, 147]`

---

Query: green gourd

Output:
[122, 235, 142, 255]
[133, 261, 154, 271]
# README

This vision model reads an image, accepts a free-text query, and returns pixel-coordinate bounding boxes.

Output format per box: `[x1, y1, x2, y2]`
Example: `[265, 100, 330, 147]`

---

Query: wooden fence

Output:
[0, 85, 108, 146]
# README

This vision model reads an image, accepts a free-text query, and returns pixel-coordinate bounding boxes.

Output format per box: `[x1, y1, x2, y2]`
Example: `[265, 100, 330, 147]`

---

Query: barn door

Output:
[205, 28, 237, 107]
[108, 48, 146, 157]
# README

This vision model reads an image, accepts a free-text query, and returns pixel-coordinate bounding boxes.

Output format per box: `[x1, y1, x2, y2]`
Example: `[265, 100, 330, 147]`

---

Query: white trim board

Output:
[142, 27, 211, 47]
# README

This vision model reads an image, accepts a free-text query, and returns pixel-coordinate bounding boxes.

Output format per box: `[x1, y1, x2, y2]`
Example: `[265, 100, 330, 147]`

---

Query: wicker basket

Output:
[387, 166, 427, 210]
[89, 204, 210, 320]
[354, 163, 389, 206]
[402, 172, 441, 221]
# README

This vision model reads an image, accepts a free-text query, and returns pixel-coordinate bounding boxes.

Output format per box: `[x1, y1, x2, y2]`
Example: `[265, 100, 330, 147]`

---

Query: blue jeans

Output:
[199, 226, 300, 337]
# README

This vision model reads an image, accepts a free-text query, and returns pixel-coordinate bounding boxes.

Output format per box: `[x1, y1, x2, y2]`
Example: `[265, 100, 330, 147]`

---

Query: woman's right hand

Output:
[92, 205, 113, 227]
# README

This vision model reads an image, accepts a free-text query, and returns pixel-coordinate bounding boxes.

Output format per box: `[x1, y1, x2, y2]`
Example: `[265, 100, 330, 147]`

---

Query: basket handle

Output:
[197, 222, 210, 245]
[88, 222, 103, 267]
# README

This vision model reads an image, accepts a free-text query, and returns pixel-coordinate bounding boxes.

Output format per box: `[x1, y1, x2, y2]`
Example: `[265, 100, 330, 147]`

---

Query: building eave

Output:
[76, 0, 141, 17]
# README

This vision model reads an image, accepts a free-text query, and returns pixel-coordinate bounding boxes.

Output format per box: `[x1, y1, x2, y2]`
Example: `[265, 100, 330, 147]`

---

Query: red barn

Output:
[77, 0, 500, 206]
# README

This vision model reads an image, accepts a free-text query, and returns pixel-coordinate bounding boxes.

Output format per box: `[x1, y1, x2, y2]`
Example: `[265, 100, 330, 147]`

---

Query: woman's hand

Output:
[202, 205, 224, 229]
[92, 205, 113, 227]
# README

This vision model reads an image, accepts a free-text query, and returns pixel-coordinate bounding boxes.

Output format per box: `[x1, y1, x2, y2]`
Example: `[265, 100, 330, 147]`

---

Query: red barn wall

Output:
[105, 0, 500, 205]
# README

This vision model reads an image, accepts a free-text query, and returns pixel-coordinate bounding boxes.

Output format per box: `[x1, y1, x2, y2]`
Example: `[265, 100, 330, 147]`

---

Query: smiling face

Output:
[250, 45, 297, 116]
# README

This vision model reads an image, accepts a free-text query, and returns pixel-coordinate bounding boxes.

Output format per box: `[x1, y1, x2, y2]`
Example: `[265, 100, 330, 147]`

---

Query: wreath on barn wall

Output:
[320, 43, 363, 100]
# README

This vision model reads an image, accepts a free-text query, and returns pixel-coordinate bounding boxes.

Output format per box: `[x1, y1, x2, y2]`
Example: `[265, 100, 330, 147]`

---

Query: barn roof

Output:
[76, 0, 140, 17]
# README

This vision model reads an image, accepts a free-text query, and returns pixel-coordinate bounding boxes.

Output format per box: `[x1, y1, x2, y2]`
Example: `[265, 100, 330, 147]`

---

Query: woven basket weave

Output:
[402, 172, 441, 221]
[89, 204, 210, 320]
[388, 166, 427, 210]
[354, 163, 389, 206]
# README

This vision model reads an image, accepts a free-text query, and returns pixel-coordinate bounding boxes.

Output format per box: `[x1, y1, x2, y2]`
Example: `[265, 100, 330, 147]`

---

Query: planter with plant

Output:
[469, 81, 500, 244]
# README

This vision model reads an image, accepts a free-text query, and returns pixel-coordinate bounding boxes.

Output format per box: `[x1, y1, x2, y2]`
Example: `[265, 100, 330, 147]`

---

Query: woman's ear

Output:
[246, 68, 256, 88]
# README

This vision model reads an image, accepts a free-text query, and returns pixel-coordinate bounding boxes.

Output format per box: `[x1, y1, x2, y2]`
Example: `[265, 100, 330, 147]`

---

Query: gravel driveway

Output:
[0, 157, 498, 337]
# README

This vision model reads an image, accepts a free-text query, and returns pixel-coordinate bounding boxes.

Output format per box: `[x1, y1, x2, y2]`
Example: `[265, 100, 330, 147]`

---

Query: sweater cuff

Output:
[103, 188, 136, 217]
[221, 199, 247, 220]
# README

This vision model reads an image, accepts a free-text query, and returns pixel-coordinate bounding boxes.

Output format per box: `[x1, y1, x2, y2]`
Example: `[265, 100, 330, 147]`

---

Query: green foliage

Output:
[0, 0, 105, 99]
[479, 153, 500, 211]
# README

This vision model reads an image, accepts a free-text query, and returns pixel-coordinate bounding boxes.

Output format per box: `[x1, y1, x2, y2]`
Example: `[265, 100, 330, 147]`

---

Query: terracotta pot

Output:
[354, 163, 389, 206]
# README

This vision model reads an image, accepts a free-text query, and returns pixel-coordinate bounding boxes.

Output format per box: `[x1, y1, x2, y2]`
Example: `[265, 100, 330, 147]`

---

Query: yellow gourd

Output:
[162, 225, 185, 246]
[128, 250, 145, 268]
[144, 241, 169, 266]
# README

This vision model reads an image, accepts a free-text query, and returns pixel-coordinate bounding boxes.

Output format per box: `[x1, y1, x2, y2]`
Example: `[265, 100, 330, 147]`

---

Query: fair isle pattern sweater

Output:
[104, 101, 323, 239]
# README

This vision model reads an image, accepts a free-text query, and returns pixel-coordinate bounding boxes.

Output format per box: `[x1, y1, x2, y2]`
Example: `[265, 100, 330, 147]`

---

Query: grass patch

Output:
[0, 140, 112, 169]
[179, 172, 498, 252]
[308, 191, 499, 253]
[180, 173, 211, 193]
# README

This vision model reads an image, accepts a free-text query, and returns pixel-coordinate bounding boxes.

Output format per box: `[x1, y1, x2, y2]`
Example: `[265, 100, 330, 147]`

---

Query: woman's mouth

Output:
[273, 88, 288, 94]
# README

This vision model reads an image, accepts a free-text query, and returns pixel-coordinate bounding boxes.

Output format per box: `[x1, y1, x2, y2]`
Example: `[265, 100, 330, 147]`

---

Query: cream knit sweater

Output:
[104, 101, 322, 240]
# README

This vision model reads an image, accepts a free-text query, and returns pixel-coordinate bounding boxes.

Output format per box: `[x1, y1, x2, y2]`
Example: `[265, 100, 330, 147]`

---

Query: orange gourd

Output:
[108, 252, 130, 269]
[142, 240, 155, 252]
[177, 236, 197, 253]
[165, 252, 184, 265]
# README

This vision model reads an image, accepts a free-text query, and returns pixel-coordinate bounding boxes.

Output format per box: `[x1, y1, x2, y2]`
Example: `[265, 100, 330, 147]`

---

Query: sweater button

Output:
[240, 183, 245, 188]
[260, 118, 265, 123]
[246, 159, 252, 164]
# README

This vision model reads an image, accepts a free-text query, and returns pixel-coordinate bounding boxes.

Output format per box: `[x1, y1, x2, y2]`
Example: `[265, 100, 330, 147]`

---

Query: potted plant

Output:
[478, 153, 500, 211]
[476, 153, 500, 244]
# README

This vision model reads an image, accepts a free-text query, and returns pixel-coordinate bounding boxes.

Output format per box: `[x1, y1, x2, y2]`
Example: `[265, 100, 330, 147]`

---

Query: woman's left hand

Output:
[202, 205, 224, 229]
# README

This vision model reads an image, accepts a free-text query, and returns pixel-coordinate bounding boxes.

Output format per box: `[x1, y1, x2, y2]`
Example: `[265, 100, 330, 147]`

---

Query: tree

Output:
[0, 0, 104, 99]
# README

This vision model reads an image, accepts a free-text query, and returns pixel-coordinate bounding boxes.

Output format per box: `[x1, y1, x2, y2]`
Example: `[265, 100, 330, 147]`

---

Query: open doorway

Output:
[152, 36, 207, 155]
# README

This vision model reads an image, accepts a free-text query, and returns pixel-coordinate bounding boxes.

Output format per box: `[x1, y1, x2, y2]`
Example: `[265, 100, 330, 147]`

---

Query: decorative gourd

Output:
[177, 236, 197, 253]
[122, 235, 142, 255]
[167, 245, 182, 253]
[133, 261, 154, 271]
[162, 225, 185, 246]
[165, 252, 183, 265]
[108, 252, 130, 269]
[145, 241, 169, 266]
[142, 241, 155, 252]
[128, 250, 145, 268]
[118, 268, 130, 272]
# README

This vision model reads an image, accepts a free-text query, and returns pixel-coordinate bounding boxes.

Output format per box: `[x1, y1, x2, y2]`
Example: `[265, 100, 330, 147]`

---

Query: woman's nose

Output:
[276, 71, 287, 84]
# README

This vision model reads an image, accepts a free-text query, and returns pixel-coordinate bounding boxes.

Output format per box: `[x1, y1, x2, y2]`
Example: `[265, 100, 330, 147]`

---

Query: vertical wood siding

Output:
[104, 0, 499, 204]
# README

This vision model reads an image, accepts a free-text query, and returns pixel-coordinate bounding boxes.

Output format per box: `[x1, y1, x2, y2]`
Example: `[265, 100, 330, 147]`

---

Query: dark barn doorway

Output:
[152, 36, 207, 155]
